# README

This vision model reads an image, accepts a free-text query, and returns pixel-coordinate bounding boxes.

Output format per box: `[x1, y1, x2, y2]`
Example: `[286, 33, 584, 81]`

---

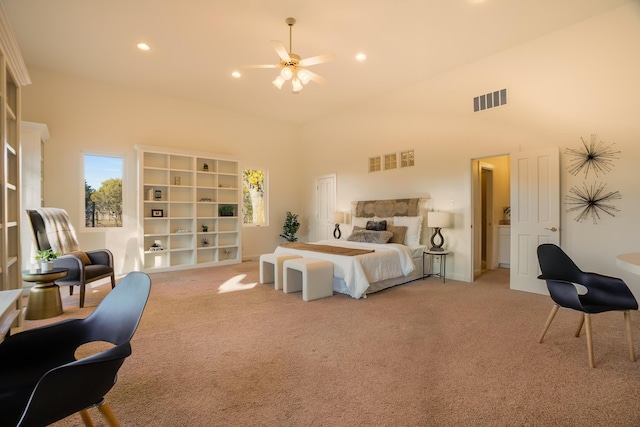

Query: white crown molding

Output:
[0, 3, 31, 86]
[22, 121, 50, 141]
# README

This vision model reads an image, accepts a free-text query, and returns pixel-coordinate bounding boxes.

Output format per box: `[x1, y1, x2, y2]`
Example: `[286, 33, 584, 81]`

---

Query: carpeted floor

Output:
[21, 262, 640, 426]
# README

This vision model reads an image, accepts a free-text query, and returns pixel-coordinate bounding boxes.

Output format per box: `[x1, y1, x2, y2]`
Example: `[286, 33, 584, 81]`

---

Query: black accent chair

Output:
[27, 209, 116, 308]
[0, 271, 151, 427]
[537, 243, 638, 368]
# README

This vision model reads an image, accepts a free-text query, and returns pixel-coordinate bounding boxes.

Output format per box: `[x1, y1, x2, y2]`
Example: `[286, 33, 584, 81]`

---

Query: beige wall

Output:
[298, 3, 640, 285]
[17, 3, 640, 289]
[21, 69, 302, 273]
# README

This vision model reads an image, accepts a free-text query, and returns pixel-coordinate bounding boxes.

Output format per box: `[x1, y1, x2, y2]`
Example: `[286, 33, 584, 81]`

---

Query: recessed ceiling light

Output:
[355, 53, 366, 62]
[231, 71, 242, 79]
[137, 43, 151, 51]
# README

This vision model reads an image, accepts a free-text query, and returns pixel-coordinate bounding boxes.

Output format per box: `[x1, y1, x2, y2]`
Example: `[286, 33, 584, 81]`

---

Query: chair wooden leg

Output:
[539, 304, 559, 343]
[79, 409, 95, 427]
[110, 273, 116, 289]
[575, 313, 585, 337]
[624, 310, 635, 362]
[79, 284, 86, 308]
[97, 401, 122, 427]
[584, 313, 595, 368]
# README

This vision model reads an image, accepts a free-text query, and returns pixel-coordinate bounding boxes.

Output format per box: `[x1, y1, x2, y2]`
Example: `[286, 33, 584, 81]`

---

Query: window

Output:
[84, 154, 123, 228]
[400, 150, 415, 168]
[369, 156, 381, 172]
[242, 169, 268, 226]
[384, 153, 397, 170]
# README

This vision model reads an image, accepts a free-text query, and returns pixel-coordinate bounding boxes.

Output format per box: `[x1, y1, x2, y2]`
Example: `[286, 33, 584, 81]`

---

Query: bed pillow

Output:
[352, 217, 370, 228]
[347, 230, 393, 244]
[386, 225, 408, 245]
[392, 216, 423, 246]
[366, 220, 387, 231]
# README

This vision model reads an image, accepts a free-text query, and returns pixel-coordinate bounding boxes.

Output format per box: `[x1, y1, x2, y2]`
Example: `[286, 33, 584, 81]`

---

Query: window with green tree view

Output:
[84, 154, 123, 228]
[242, 169, 268, 226]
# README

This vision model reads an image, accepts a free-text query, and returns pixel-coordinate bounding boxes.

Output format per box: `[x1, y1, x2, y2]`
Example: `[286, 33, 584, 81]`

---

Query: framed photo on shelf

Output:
[154, 190, 162, 200]
[151, 209, 164, 218]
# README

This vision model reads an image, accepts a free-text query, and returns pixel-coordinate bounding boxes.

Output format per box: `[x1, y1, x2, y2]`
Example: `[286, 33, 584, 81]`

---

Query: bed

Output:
[274, 198, 429, 298]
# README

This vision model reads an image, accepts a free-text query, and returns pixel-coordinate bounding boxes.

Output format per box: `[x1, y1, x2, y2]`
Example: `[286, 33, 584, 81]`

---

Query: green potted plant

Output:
[219, 205, 235, 217]
[35, 248, 62, 272]
[280, 211, 300, 242]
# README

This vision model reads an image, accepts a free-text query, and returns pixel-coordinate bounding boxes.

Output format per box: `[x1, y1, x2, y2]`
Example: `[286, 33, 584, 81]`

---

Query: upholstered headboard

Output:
[353, 198, 420, 218]
[351, 198, 430, 218]
[348, 198, 431, 246]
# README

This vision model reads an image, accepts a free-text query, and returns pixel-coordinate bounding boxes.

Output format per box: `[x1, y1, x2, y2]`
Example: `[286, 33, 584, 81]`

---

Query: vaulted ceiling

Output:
[2, 0, 632, 124]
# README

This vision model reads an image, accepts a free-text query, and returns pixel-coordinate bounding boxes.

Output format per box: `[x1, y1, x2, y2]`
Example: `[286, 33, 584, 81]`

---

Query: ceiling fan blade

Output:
[243, 64, 278, 69]
[270, 40, 291, 62]
[304, 69, 326, 84]
[300, 53, 335, 67]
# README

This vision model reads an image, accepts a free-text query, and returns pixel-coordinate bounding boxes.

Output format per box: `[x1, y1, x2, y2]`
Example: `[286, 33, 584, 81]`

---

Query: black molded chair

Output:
[27, 208, 116, 308]
[0, 271, 151, 426]
[537, 243, 637, 368]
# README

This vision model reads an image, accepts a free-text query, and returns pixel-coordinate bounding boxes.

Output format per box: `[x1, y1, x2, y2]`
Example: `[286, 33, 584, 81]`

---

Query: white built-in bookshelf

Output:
[136, 145, 241, 272]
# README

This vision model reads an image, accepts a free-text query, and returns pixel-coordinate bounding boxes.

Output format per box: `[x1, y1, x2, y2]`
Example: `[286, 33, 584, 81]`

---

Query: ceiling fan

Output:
[247, 17, 334, 94]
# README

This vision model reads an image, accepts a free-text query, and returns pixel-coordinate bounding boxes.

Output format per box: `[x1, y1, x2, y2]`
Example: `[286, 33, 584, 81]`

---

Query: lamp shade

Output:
[291, 78, 303, 92]
[427, 211, 452, 229]
[332, 212, 345, 224]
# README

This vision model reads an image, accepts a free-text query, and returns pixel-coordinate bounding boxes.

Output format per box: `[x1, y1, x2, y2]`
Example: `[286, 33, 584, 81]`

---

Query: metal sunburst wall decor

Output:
[565, 182, 621, 224]
[565, 134, 620, 178]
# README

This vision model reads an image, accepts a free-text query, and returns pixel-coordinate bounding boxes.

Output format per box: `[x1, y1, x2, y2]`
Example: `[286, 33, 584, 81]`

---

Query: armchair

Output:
[27, 208, 116, 308]
[0, 271, 151, 427]
[537, 243, 638, 368]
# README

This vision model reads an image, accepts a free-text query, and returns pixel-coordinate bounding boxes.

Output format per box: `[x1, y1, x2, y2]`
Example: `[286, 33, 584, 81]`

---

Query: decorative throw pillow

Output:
[392, 216, 423, 246]
[67, 250, 92, 265]
[386, 225, 408, 245]
[366, 220, 387, 231]
[347, 230, 393, 244]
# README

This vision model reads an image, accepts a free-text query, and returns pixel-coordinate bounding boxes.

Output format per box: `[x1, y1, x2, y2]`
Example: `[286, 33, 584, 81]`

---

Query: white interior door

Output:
[315, 175, 336, 241]
[509, 147, 560, 294]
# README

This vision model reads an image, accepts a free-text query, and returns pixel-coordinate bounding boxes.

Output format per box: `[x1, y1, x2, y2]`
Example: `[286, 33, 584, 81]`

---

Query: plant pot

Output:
[40, 261, 54, 272]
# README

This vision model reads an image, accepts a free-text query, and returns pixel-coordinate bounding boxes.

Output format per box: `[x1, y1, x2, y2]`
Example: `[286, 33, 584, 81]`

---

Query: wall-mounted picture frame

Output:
[151, 209, 164, 217]
[154, 189, 162, 200]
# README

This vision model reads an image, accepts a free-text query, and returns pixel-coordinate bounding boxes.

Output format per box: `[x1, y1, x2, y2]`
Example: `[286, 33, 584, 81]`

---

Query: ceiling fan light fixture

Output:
[298, 69, 311, 85]
[280, 67, 293, 80]
[272, 76, 285, 89]
[291, 78, 303, 93]
[248, 17, 333, 94]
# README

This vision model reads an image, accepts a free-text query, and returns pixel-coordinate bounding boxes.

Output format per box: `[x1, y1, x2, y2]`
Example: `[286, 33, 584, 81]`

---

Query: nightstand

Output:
[423, 250, 450, 283]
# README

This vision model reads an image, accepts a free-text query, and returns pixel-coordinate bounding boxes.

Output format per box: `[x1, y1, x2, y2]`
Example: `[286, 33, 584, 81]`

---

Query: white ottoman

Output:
[260, 253, 302, 290]
[283, 258, 334, 301]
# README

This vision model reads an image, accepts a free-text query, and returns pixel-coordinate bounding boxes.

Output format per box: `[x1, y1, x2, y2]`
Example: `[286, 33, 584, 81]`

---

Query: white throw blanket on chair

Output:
[36, 208, 80, 254]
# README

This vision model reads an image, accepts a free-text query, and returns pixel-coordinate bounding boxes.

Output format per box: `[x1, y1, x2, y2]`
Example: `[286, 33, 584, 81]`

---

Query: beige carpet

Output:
[22, 262, 640, 426]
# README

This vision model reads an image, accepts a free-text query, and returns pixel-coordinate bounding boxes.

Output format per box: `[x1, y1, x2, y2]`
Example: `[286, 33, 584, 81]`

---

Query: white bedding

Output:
[274, 239, 417, 299]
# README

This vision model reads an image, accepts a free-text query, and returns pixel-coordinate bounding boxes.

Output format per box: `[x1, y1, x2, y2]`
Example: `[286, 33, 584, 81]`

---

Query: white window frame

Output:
[82, 151, 126, 230]
[242, 168, 269, 227]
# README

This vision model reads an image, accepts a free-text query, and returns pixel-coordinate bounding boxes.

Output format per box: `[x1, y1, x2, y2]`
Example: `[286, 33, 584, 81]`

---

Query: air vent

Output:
[474, 88, 507, 112]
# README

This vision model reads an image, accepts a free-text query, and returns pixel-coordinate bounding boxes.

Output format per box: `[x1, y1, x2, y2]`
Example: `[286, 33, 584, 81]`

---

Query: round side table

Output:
[23, 268, 69, 320]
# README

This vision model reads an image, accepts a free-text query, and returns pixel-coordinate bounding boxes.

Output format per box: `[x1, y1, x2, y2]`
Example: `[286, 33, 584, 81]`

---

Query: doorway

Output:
[471, 155, 510, 280]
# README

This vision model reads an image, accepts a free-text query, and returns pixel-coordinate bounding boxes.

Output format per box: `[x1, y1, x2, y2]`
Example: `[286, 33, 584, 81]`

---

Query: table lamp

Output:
[333, 212, 345, 239]
[427, 211, 452, 251]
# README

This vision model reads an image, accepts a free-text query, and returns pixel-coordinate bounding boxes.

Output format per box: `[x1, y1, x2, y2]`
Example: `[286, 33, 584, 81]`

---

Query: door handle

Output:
[544, 227, 558, 232]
